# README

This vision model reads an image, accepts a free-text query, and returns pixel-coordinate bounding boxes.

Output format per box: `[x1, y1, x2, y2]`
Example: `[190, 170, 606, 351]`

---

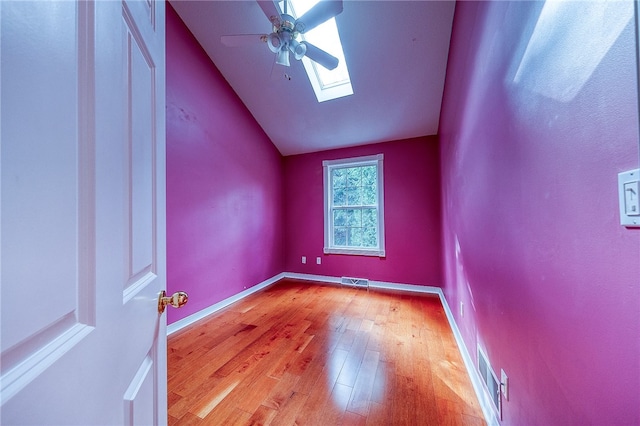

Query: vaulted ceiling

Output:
[170, 1, 456, 155]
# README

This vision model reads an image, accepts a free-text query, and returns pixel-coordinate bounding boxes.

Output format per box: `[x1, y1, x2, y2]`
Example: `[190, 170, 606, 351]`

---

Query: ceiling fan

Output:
[221, 0, 344, 71]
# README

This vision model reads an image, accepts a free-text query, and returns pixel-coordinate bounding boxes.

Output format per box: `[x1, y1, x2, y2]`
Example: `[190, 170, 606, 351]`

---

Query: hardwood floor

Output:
[167, 279, 486, 425]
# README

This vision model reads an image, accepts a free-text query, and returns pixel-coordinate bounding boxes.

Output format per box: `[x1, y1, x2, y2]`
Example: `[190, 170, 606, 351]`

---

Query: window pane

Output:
[362, 208, 377, 227]
[363, 227, 378, 247]
[346, 209, 361, 226]
[333, 188, 346, 206]
[362, 166, 376, 186]
[347, 228, 362, 247]
[333, 210, 347, 227]
[334, 227, 347, 246]
[362, 184, 376, 205]
[346, 187, 362, 206]
[347, 167, 361, 187]
[332, 168, 346, 188]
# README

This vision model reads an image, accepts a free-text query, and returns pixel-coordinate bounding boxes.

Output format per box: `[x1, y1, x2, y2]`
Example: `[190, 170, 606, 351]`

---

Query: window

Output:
[323, 154, 385, 257]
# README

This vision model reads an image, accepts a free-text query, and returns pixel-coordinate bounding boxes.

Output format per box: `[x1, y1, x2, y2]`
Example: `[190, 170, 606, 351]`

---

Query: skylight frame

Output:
[285, 0, 353, 102]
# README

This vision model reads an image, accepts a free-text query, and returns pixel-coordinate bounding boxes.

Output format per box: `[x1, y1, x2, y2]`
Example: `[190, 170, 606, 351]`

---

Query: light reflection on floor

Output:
[318, 288, 482, 420]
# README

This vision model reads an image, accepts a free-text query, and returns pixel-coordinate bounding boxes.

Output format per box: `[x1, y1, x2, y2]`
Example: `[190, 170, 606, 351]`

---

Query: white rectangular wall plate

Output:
[501, 369, 509, 401]
[618, 169, 640, 227]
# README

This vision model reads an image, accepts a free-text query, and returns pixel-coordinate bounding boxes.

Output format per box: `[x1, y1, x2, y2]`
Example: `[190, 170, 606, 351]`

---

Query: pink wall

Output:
[283, 137, 442, 286]
[439, 2, 640, 424]
[166, 5, 284, 324]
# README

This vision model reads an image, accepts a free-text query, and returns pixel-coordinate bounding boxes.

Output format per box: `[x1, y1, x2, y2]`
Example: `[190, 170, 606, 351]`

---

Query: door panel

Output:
[0, 0, 95, 403]
[124, 0, 159, 300]
[1, 0, 167, 424]
[124, 355, 156, 426]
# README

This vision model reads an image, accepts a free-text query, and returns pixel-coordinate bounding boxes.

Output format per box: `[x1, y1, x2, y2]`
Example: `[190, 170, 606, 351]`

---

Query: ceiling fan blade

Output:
[301, 41, 339, 70]
[221, 34, 266, 47]
[257, 0, 281, 25]
[296, 0, 343, 34]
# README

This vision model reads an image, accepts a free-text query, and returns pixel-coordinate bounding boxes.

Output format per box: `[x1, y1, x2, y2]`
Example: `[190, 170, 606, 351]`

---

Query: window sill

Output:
[323, 247, 386, 258]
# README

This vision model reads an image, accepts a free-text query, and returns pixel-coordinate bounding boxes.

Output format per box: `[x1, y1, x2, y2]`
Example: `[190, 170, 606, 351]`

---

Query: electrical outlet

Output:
[316, 257, 321, 265]
[302, 256, 306, 264]
[501, 369, 509, 400]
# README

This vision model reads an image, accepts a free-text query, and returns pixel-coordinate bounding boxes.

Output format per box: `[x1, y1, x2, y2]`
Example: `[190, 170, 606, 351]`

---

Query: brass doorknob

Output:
[158, 290, 188, 313]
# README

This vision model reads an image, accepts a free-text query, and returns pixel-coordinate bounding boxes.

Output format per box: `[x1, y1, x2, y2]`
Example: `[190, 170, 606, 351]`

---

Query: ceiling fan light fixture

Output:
[276, 47, 290, 66]
[267, 32, 281, 53]
[289, 39, 307, 60]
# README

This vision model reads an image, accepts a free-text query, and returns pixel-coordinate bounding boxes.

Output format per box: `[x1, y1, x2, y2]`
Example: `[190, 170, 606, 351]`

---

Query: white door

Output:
[1, 0, 170, 424]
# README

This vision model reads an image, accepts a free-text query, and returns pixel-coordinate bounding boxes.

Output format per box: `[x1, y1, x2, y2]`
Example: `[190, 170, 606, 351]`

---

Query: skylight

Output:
[286, 0, 353, 102]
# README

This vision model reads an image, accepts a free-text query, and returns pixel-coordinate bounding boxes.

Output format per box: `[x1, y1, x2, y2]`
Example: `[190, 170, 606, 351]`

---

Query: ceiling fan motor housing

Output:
[268, 13, 304, 61]
[279, 14, 297, 33]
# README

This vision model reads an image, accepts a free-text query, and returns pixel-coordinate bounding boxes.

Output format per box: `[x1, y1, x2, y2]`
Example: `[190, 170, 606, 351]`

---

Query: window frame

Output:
[323, 154, 385, 257]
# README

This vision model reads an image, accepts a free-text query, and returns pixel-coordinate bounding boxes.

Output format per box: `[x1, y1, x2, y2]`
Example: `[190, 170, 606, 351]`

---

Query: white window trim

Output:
[323, 154, 385, 257]
[300, 56, 354, 103]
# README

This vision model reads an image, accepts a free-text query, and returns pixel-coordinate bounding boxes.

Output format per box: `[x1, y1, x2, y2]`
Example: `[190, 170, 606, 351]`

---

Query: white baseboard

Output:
[167, 272, 286, 335]
[438, 291, 500, 426]
[166, 271, 497, 426]
[284, 272, 442, 294]
[284, 272, 342, 284]
[370, 279, 442, 294]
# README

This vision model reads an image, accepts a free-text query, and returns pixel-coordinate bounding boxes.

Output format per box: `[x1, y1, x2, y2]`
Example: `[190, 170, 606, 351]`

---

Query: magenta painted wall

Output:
[165, 5, 284, 324]
[283, 137, 442, 286]
[439, 2, 640, 424]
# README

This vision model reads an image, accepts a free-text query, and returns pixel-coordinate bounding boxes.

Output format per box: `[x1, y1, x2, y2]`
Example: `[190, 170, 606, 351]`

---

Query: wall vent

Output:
[340, 277, 369, 288]
[477, 345, 502, 419]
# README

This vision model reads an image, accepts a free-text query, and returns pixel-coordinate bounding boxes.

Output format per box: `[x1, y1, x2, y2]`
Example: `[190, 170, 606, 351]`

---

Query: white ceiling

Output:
[170, 0, 456, 156]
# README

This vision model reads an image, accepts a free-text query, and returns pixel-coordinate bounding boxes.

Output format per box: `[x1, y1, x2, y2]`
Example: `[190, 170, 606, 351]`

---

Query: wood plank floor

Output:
[167, 279, 486, 425]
